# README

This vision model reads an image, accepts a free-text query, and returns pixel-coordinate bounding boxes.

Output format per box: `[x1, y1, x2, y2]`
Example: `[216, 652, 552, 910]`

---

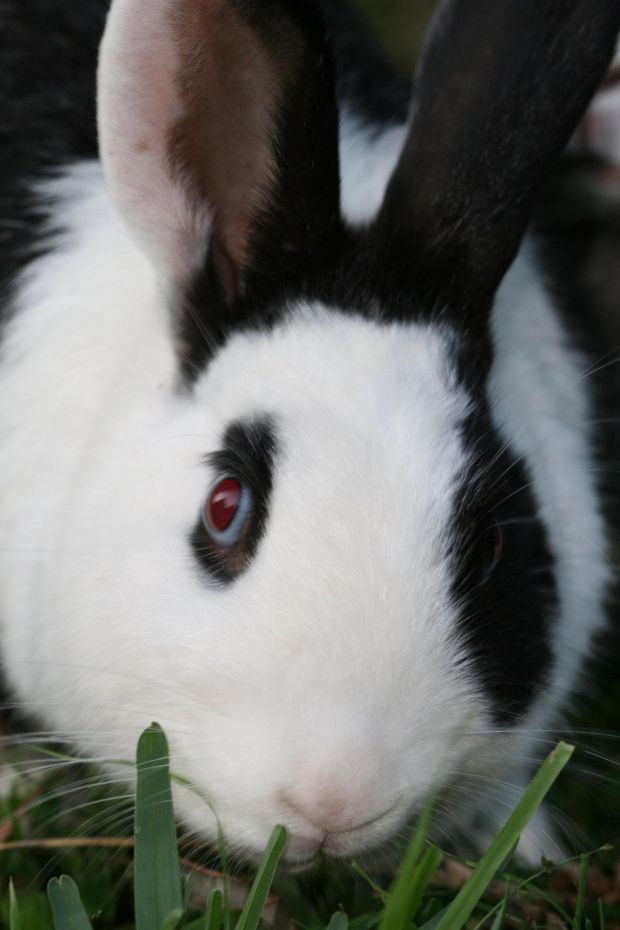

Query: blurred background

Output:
[355, 0, 433, 70]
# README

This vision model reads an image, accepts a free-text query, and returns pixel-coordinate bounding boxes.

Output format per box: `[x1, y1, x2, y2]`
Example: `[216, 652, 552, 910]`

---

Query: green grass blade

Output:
[599, 899, 605, 930]
[349, 914, 383, 930]
[204, 889, 223, 930]
[327, 912, 349, 930]
[573, 854, 590, 930]
[234, 825, 287, 930]
[379, 793, 435, 930]
[161, 909, 187, 930]
[9, 879, 22, 930]
[47, 876, 92, 930]
[403, 845, 443, 923]
[489, 891, 509, 930]
[417, 905, 450, 930]
[351, 863, 389, 904]
[418, 900, 443, 926]
[432, 741, 574, 930]
[134, 722, 183, 930]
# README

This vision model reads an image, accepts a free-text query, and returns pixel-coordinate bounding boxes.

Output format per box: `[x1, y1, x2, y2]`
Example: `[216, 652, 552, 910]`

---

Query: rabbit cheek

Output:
[450, 415, 557, 724]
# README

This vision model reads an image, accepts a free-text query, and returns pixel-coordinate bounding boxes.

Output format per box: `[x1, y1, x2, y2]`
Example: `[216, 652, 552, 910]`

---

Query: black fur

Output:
[0, 0, 106, 323]
[176, 0, 345, 378]
[190, 419, 277, 585]
[450, 407, 557, 723]
[377, 0, 620, 315]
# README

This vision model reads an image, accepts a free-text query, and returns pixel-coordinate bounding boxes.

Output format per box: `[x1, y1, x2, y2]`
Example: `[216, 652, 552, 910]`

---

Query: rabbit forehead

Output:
[194, 302, 472, 561]
[195, 303, 469, 425]
[192, 305, 473, 604]
[188, 305, 474, 643]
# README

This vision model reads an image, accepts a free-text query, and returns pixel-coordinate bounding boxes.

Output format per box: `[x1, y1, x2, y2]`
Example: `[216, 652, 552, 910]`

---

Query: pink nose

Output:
[281, 756, 394, 834]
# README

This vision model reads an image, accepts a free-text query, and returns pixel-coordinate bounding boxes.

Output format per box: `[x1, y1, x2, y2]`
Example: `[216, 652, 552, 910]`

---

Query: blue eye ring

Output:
[202, 477, 253, 548]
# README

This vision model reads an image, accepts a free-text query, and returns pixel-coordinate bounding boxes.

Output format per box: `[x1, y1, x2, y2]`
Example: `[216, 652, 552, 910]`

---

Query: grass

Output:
[2, 723, 620, 929]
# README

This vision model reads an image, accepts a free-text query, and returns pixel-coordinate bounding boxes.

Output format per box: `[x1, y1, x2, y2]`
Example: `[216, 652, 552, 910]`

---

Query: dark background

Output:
[355, 0, 433, 69]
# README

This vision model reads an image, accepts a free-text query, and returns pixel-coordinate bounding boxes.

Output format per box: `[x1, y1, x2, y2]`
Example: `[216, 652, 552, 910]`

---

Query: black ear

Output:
[376, 0, 620, 312]
[98, 0, 341, 303]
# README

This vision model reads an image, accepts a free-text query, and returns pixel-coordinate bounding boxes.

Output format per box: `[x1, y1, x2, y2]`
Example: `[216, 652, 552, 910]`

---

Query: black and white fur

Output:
[0, 0, 618, 867]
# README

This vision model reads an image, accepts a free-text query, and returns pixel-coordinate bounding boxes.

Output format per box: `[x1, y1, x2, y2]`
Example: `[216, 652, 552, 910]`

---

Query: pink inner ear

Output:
[99, 0, 291, 284]
[98, 1, 207, 278]
[165, 0, 287, 273]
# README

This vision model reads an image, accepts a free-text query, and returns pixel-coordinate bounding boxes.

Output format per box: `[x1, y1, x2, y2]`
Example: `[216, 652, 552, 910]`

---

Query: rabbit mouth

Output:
[280, 806, 404, 869]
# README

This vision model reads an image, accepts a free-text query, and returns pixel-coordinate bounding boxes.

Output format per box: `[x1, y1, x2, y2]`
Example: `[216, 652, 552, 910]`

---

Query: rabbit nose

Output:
[280, 753, 394, 834]
[282, 788, 396, 834]
[282, 786, 351, 832]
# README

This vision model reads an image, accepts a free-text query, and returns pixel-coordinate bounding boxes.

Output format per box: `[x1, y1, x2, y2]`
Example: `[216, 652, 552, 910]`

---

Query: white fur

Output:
[339, 114, 407, 225]
[0, 141, 608, 861]
[491, 247, 609, 705]
[0, 163, 499, 863]
[97, 0, 212, 277]
[0, 11, 611, 865]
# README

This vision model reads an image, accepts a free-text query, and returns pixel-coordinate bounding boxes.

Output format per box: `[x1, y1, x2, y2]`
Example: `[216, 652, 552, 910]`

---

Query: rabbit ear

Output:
[376, 0, 620, 313]
[97, 0, 340, 299]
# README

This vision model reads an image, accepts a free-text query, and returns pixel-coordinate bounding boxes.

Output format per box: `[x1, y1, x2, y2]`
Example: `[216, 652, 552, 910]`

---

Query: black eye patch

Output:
[190, 417, 277, 585]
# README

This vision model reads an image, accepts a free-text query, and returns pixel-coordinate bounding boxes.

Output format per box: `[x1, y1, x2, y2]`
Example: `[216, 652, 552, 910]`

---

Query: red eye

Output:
[207, 478, 241, 532]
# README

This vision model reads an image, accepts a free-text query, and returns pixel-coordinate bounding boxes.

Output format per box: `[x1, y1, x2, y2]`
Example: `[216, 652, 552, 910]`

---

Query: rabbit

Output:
[0, 0, 619, 869]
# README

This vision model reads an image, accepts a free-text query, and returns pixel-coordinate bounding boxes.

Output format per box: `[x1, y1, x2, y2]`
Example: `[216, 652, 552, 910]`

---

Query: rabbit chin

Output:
[170, 782, 415, 868]
[146, 712, 515, 870]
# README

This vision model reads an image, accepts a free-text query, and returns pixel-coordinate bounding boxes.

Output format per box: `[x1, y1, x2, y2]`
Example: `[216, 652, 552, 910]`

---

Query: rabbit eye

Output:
[480, 522, 503, 584]
[203, 478, 252, 546]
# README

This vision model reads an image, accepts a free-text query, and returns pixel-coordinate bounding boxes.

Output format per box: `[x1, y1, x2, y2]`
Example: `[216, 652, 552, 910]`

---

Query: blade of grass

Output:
[379, 793, 435, 930]
[418, 900, 443, 926]
[234, 825, 287, 930]
[489, 891, 509, 930]
[161, 910, 187, 930]
[349, 914, 383, 930]
[469, 856, 576, 930]
[496, 840, 519, 875]
[205, 888, 223, 930]
[599, 898, 605, 930]
[47, 876, 92, 930]
[352, 863, 389, 904]
[417, 905, 450, 930]
[9, 879, 21, 930]
[326, 913, 349, 930]
[134, 722, 183, 930]
[431, 741, 574, 930]
[452, 844, 609, 930]
[573, 853, 590, 930]
[470, 883, 571, 930]
[403, 845, 443, 923]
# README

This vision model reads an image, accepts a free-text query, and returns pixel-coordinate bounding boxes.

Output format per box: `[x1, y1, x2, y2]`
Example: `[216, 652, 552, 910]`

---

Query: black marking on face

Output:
[179, 226, 495, 386]
[190, 418, 277, 584]
[449, 406, 556, 723]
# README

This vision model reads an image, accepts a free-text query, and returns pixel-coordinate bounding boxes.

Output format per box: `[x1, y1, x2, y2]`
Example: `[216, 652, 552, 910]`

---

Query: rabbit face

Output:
[166, 309, 483, 861]
[1, 0, 618, 868]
